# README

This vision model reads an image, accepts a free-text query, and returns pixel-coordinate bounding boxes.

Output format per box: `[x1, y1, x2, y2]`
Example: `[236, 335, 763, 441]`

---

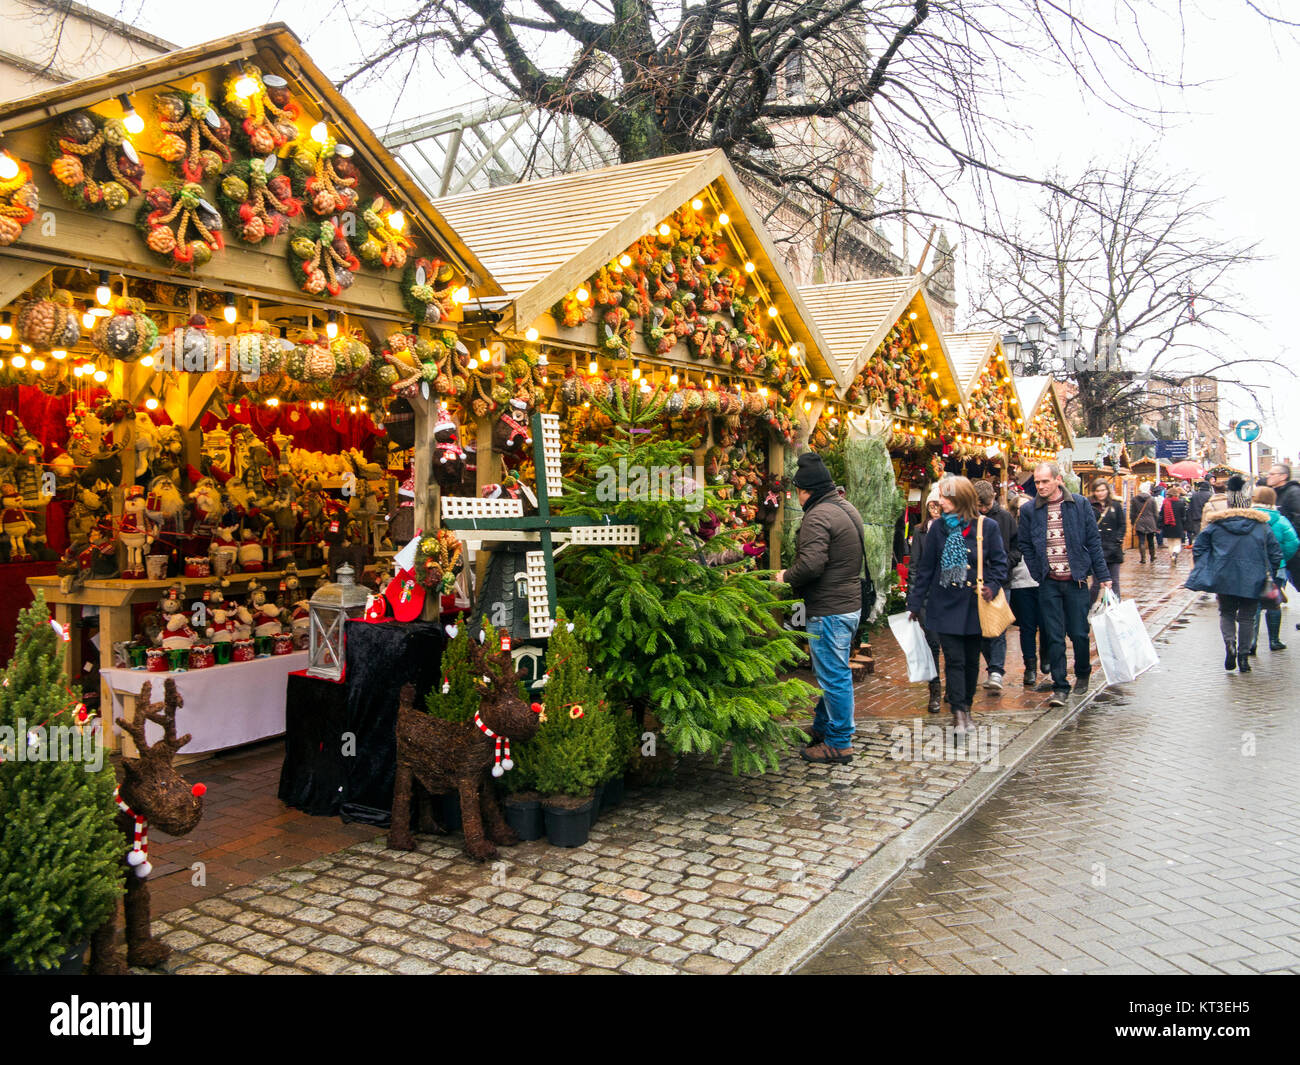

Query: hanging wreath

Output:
[216, 321, 282, 397]
[287, 218, 359, 297]
[289, 137, 359, 217]
[221, 67, 300, 155]
[154, 88, 232, 183]
[402, 257, 457, 324]
[552, 292, 594, 329]
[137, 181, 224, 267]
[356, 196, 414, 269]
[0, 157, 39, 246]
[91, 297, 158, 362]
[415, 529, 463, 592]
[49, 110, 144, 211]
[16, 281, 80, 350]
[217, 156, 302, 245]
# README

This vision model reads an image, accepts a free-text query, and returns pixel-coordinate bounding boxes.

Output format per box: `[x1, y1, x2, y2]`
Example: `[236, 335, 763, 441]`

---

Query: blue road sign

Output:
[1155, 440, 1190, 461]
[1234, 419, 1262, 443]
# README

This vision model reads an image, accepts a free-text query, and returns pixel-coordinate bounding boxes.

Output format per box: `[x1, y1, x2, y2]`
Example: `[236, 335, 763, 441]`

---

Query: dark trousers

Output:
[1185, 519, 1201, 544]
[1137, 532, 1157, 559]
[924, 626, 942, 681]
[1089, 564, 1121, 605]
[1218, 594, 1259, 652]
[1251, 605, 1282, 651]
[980, 634, 1006, 674]
[1009, 586, 1047, 671]
[938, 632, 982, 711]
[1039, 578, 1091, 692]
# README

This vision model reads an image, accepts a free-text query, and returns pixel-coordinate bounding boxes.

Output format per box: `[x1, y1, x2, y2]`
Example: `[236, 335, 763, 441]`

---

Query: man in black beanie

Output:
[777, 451, 865, 764]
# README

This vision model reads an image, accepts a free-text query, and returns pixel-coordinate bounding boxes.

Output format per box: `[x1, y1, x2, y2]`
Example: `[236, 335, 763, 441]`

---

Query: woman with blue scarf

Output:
[907, 476, 1008, 735]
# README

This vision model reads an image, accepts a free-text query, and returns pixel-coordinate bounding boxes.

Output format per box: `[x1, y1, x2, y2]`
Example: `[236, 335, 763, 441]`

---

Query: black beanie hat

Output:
[794, 452, 835, 493]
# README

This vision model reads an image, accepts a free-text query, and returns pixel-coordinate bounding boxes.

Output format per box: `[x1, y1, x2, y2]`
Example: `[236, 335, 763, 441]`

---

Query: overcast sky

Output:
[95, 1, 1300, 464]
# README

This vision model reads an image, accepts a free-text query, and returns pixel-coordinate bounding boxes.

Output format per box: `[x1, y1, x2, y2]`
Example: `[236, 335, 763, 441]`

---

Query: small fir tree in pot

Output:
[0, 593, 122, 972]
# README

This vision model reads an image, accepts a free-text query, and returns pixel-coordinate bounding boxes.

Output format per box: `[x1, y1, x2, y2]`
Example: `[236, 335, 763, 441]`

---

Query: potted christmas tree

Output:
[0, 593, 122, 973]
[423, 622, 488, 833]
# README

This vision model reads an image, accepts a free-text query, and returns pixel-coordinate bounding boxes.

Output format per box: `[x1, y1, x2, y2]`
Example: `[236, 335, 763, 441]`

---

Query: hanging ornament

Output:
[290, 135, 359, 217]
[216, 156, 302, 244]
[401, 257, 457, 324]
[0, 156, 39, 246]
[287, 217, 359, 297]
[357, 196, 414, 269]
[137, 181, 223, 267]
[16, 279, 80, 351]
[92, 296, 159, 362]
[154, 88, 232, 183]
[178, 314, 215, 373]
[221, 67, 300, 155]
[49, 110, 144, 211]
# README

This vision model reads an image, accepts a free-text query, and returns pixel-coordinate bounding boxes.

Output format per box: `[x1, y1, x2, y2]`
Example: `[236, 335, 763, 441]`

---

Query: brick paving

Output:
[142, 563, 1194, 974]
[800, 594, 1300, 975]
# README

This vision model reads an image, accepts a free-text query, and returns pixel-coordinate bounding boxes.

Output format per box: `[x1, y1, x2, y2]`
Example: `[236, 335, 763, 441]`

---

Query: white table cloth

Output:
[103, 651, 309, 754]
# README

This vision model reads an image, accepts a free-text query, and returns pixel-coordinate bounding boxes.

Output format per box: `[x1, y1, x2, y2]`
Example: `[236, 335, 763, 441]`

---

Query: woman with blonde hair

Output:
[906, 476, 1008, 735]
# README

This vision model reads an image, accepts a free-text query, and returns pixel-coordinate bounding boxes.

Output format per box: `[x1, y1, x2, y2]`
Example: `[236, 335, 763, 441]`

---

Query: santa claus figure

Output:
[117, 485, 155, 578]
[2, 482, 35, 561]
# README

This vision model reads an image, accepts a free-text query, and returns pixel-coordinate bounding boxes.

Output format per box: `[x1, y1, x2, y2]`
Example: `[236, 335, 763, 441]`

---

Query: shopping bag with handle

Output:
[1089, 589, 1159, 685]
[887, 612, 938, 683]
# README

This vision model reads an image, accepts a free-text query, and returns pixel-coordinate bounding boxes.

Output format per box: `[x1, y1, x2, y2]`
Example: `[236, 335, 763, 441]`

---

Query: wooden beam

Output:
[0, 258, 51, 308]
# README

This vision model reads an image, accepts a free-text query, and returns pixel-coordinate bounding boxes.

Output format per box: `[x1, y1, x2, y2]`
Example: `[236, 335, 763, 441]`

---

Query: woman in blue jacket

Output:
[1186, 476, 1283, 673]
[907, 476, 1007, 734]
[1249, 484, 1298, 654]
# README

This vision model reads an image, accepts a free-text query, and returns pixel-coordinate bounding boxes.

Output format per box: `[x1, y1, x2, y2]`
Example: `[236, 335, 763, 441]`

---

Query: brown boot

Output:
[927, 679, 943, 713]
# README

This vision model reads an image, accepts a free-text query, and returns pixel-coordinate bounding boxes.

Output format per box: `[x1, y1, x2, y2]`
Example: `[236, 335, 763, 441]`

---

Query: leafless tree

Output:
[967, 152, 1280, 441]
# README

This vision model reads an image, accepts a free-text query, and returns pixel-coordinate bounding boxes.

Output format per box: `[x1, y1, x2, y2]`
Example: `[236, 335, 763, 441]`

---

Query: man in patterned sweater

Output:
[1018, 462, 1111, 706]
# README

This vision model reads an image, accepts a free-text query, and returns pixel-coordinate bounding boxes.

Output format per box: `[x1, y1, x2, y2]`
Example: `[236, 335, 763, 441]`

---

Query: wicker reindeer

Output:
[89, 679, 205, 974]
[390, 637, 543, 861]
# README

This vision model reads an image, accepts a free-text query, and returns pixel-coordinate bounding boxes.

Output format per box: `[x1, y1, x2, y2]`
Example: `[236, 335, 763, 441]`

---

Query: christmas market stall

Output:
[0, 25, 499, 755]
[1011, 375, 1074, 482]
[943, 330, 1019, 486]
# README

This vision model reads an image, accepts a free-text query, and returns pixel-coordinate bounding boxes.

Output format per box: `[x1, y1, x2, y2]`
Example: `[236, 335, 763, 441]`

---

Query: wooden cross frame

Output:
[441, 411, 638, 639]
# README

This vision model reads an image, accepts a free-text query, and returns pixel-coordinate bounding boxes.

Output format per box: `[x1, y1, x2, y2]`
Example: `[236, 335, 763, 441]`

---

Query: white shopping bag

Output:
[887, 612, 938, 683]
[1089, 590, 1159, 685]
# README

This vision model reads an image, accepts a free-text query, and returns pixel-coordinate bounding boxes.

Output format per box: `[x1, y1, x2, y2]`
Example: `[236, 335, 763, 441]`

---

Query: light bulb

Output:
[10, 354, 26, 368]
[51, 349, 67, 360]
[669, 373, 678, 385]
[141, 355, 153, 368]
[705, 377, 713, 390]
[478, 348, 491, 365]
[234, 74, 258, 99]
[452, 285, 470, 304]
[30, 358, 45, 371]
[223, 304, 237, 325]
[144, 397, 159, 410]
[93, 369, 108, 383]
[717, 212, 729, 226]
[311, 120, 329, 144]
[941, 398, 949, 407]
[0, 151, 19, 181]
[575, 286, 590, 303]
[930, 371, 938, 379]
[0, 314, 10, 341]
[631, 363, 641, 381]
[920, 342, 929, 351]
[96, 271, 111, 306]
[691, 198, 704, 210]
[587, 360, 598, 376]
[808, 381, 818, 393]
[619, 254, 631, 268]
[387, 210, 405, 232]
[326, 312, 338, 339]
[803, 400, 812, 412]
[744, 261, 755, 273]
[119, 95, 144, 135]
[525, 327, 539, 342]
[909, 311, 918, 320]
[82, 312, 96, 329]
[657, 223, 671, 237]
[759, 386, 768, 397]
[349, 405, 358, 413]
[767, 306, 778, 317]
[583, 401, 590, 409]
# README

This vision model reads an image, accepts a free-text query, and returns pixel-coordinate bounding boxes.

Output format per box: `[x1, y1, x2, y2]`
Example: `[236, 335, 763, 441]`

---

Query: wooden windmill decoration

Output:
[441, 411, 638, 640]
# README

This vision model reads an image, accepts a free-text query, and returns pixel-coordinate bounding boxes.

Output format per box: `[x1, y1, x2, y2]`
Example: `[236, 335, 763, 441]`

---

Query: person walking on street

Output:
[910, 496, 945, 713]
[1019, 462, 1111, 707]
[777, 452, 865, 765]
[1006, 488, 1047, 689]
[1186, 480, 1211, 543]
[1186, 475, 1282, 673]
[975, 480, 1018, 693]
[907, 476, 1008, 736]
[1090, 478, 1126, 604]
[1265, 464, 1300, 594]
[1131, 481, 1159, 563]
[1161, 485, 1188, 566]
[1249, 485, 1297, 654]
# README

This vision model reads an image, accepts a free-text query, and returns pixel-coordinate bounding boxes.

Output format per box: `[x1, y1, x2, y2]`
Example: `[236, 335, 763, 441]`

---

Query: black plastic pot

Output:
[590, 782, 604, 825]
[502, 797, 544, 841]
[543, 799, 594, 848]
[600, 774, 626, 812]
[0, 938, 87, 975]
[439, 790, 462, 833]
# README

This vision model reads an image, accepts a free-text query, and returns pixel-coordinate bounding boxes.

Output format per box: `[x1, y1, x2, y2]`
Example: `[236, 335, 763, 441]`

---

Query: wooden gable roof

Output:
[1014, 375, 1075, 450]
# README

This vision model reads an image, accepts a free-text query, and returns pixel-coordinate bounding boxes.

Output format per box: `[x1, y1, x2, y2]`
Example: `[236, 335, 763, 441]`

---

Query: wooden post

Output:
[767, 426, 784, 568]
[410, 392, 442, 621]
[474, 413, 499, 593]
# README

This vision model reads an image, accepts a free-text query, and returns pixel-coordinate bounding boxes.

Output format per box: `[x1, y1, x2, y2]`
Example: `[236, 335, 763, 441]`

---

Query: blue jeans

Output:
[1038, 578, 1092, 693]
[980, 634, 1006, 675]
[807, 611, 861, 749]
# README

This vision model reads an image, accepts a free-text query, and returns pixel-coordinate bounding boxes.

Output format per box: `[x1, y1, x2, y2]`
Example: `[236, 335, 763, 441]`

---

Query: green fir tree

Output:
[556, 380, 816, 774]
[425, 624, 478, 723]
[0, 593, 122, 970]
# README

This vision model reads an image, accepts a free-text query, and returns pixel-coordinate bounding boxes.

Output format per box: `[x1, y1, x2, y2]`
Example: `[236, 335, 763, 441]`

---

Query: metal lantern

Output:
[307, 564, 370, 680]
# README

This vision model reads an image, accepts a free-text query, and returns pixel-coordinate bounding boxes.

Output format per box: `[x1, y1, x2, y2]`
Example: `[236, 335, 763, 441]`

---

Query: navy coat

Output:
[1186, 508, 1282, 598]
[907, 515, 1008, 636]
[1019, 491, 1110, 584]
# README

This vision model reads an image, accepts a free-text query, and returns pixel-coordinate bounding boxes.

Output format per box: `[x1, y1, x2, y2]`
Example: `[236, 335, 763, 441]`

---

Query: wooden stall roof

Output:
[434, 148, 840, 386]
[798, 277, 964, 407]
[1014, 374, 1075, 450]
[943, 330, 1004, 398]
[0, 23, 501, 299]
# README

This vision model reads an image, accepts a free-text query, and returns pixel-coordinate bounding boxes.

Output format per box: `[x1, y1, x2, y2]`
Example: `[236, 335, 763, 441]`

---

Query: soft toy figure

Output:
[146, 474, 185, 535]
[205, 595, 239, 644]
[156, 586, 197, 650]
[245, 578, 284, 638]
[237, 520, 265, 571]
[117, 485, 155, 578]
[209, 521, 239, 574]
[492, 397, 532, 466]
[132, 410, 160, 479]
[1, 482, 35, 560]
[432, 404, 467, 490]
[289, 598, 311, 647]
[187, 477, 225, 546]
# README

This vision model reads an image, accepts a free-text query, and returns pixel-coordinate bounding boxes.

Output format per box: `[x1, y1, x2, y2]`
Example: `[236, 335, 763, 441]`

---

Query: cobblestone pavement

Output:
[146, 565, 1194, 974]
[800, 595, 1300, 975]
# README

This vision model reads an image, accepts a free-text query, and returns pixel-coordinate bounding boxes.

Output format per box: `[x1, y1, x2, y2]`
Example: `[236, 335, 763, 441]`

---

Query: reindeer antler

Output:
[467, 631, 520, 691]
[117, 678, 192, 763]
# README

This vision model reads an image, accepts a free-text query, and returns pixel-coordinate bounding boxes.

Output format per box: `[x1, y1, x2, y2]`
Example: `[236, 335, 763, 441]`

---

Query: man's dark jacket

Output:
[785, 491, 864, 617]
[1276, 481, 1300, 555]
[986, 500, 1020, 571]
[1018, 490, 1110, 585]
[1187, 488, 1211, 526]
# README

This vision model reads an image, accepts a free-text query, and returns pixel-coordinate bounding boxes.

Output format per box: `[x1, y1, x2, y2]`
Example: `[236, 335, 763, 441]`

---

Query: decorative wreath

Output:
[137, 181, 224, 267]
[16, 280, 79, 351]
[401, 257, 457, 324]
[287, 218, 359, 297]
[289, 137, 359, 217]
[217, 156, 302, 245]
[0, 158, 39, 246]
[92, 297, 159, 362]
[356, 196, 414, 270]
[415, 529, 463, 592]
[154, 88, 232, 183]
[221, 67, 300, 155]
[49, 110, 144, 211]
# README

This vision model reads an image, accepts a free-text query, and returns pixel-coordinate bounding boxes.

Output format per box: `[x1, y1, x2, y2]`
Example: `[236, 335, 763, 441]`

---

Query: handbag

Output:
[1261, 576, 1280, 604]
[976, 516, 1015, 638]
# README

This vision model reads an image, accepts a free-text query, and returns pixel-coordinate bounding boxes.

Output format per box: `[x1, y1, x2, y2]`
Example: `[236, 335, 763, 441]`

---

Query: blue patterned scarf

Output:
[939, 514, 971, 587]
